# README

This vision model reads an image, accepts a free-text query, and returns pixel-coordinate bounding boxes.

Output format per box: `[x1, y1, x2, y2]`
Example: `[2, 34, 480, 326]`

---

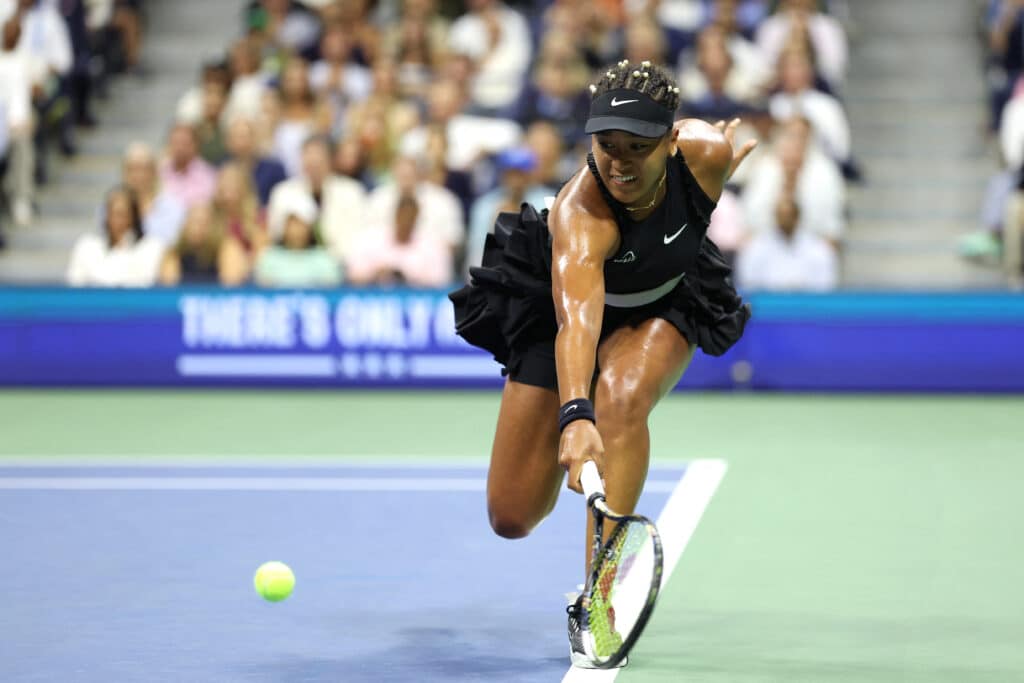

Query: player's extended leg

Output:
[566, 319, 693, 667]
[589, 319, 694, 557]
[486, 379, 563, 539]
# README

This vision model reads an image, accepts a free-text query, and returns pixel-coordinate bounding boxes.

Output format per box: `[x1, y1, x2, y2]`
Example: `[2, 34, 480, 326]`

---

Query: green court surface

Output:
[2, 390, 1023, 682]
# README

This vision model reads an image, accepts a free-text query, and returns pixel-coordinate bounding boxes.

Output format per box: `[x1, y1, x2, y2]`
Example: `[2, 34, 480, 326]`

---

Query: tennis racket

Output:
[578, 460, 664, 668]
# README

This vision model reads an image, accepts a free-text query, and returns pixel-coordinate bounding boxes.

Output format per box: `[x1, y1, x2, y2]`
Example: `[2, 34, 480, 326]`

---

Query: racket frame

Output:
[579, 461, 664, 669]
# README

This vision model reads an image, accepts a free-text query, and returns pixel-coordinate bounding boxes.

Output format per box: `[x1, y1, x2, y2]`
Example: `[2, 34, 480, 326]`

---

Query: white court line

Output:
[0, 455, 494, 469]
[0, 477, 488, 491]
[0, 455, 688, 471]
[561, 459, 728, 683]
[0, 477, 683, 493]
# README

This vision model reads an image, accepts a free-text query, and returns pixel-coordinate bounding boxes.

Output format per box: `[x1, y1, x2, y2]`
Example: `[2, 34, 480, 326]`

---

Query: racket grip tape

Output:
[581, 460, 605, 504]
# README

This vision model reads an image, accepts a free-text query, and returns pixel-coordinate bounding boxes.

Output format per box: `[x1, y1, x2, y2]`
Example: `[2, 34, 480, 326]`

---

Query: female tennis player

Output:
[450, 60, 754, 665]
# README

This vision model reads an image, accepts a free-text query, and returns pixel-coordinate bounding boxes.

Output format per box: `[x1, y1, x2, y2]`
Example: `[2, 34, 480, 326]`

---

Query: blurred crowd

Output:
[3, 0, 858, 291]
[0, 0, 144, 245]
[971, 0, 1024, 286]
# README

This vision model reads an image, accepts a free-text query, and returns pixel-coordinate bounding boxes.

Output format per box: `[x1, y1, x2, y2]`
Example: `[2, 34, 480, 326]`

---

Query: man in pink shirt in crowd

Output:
[347, 193, 453, 287]
[159, 123, 217, 208]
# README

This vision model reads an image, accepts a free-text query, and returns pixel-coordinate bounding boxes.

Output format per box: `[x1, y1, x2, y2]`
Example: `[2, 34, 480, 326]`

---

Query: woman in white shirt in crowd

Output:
[66, 186, 164, 287]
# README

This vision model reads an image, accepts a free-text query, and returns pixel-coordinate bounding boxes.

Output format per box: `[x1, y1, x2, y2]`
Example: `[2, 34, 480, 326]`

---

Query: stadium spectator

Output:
[736, 191, 838, 291]
[465, 147, 556, 277]
[418, 119, 474, 221]
[447, 0, 532, 114]
[524, 120, 571, 187]
[768, 45, 852, 174]
[92, 0, 144, 74]
[60, 0, 98, 129]
[363, 154, 464, 264]
[318, 0, 379, 66]
[267, 134, 367, 263]
[623, 17, 669, 67]
[379, 0, 449, 99]
[701, 0, 773, 92]
[224, 116, 287, 207]
[1, 0, 75, 183]
[176, 61, 231, 127]
[706, 187, 746, 263]
[66, 185, 163, 286]
[541, 0, 622, 70]
[249, 0, 321, 58]
[195, 77, 230, 165]
[211, 161, 265, 252]
[309, 23, 372, 133]
[513, 33, 590, 148]
[756, 0, 847, 90]
[344, 58, 420, 181]
[158, 203, 223, 285]
[347, 192, 453, 287]
[1004, 188, 1024, 286]
[121, 142, 187, 245]
[741, 115, 845, 245]
[961, 163, 1016, 263]
[271, 56, 333, 177]
[400, 77, 522, 173]
[387, 9, 440, 100]
[332, 133, 375, 188]
[211, 162, 266, 286]
[255, 189, 342, 287]
[702, 0, 769, 39]
[678, 24, 753, 122]
[987, 0, 1024, 130]
[160, 123, 217, 208]
[0, 14, 33, 228]
[999, 83, 1024, 171]
[224, 37, 269, 125]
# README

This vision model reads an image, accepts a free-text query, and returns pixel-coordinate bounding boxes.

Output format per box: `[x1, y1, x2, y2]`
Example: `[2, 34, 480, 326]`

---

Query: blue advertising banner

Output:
[1, 288, 1023, 391]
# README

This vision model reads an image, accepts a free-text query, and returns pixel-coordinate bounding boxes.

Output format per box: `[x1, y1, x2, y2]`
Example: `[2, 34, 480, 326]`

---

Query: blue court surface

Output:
[0, 461, 711, 682]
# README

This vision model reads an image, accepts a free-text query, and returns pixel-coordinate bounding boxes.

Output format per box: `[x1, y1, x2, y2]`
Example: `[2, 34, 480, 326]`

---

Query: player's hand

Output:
[714, 118, 758, 181]
[559, 420, 605, 494]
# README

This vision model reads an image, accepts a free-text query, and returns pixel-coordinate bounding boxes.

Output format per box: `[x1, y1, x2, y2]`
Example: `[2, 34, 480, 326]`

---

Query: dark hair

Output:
[102, 185, 144, 245]
[396, 194, 419, 215]
[590, 60, 680, 113]
[302, 133, 335, 157]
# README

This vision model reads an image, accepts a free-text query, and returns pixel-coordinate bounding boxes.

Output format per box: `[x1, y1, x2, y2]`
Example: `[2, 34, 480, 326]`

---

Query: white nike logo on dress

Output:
[610, 97, 639, 107]
[663, 224, 687, 244]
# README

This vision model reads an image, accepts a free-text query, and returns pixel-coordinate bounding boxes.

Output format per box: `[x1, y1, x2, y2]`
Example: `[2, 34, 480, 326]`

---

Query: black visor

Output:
[584, 88, 674, 138]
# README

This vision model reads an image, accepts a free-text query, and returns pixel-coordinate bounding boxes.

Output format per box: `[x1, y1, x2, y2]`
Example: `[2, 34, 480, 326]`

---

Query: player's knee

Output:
[595, 369, 655, 427]
[487, 506, 534, 539]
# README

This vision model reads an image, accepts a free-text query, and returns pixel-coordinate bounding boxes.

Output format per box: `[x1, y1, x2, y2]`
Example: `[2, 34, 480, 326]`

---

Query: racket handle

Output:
[580, 460, 605, 501]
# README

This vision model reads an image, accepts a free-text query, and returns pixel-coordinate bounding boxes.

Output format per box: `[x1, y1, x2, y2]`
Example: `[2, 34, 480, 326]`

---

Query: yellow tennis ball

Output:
[254, 561, 294, 602]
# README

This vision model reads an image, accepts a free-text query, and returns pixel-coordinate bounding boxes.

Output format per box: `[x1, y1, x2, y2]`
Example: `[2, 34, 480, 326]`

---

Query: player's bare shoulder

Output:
[673, 119, 732, 199]
[548, 168, 619, 255]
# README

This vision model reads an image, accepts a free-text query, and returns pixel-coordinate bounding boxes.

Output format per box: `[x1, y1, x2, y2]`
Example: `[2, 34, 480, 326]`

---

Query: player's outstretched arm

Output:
[672, 117, 757, 201]
[549, 178, 619, 494]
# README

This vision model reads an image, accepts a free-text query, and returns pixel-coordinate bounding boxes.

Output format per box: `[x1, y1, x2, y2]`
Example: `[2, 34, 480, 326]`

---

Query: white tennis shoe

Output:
[565, 592, 628, 669]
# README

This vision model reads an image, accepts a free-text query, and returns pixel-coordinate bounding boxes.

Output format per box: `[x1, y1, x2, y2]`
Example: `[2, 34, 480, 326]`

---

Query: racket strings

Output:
[585, 524, 647, 655]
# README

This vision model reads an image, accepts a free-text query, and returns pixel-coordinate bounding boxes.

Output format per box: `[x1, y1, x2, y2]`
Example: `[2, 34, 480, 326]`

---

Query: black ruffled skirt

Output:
[449, 203, 751, 386]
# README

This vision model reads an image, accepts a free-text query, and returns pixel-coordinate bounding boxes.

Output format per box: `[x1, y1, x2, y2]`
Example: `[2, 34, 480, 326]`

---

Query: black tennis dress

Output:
[449, 151, 751, 390]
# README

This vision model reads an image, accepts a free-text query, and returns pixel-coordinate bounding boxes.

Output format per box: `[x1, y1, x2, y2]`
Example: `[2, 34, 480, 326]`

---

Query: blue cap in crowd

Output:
[495, 148, 537, 172]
